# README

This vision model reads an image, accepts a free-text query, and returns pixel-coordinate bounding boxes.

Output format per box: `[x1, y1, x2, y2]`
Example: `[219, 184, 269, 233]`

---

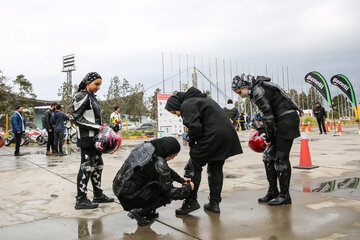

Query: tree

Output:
[58, 81, 77, 113]
[307, 86, 323, 109]
[332, 94, 351, 117]
[13, 74, 37, 99]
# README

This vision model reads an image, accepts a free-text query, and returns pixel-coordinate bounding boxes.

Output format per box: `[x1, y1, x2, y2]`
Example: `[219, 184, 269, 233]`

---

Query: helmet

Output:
[94, 125, 122, 154]
[248, 130, 266, 153]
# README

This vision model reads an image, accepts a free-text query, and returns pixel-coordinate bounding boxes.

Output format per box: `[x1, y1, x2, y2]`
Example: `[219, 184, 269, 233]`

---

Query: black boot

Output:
[268, 193, 292, 205]
[128, 209, 150, 226]
[271, 152, 292, 206]
[260, 148, 279, 203]
[204, 200, 220, 213]
[258, 191, 279, 203]
[175, 199, 200, 215]
[93, 194, 114, 203]
[143, 209, 159, 220]
[75, 196, 98, 210]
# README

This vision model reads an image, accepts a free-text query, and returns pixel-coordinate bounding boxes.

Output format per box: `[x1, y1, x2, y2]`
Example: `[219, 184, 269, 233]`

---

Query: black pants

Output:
[118, 182, 170, 213]
[184, 159, 225, 202]
[263, 137, 294, 195]
[77, 147, 104, 198]
[46, 130, 55, 151]
[14, 132, 22, 154]
[54, 131, 64, 154]
[46, 129, 55, 151]
[317, 118, 326, 133]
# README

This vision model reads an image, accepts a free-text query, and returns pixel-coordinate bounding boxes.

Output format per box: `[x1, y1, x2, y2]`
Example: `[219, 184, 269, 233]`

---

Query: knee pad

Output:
[184, 159, 195, 178]
[262, 146, 275, 164]
[274, 152, 289, 172]
[81, 162, 94, 173]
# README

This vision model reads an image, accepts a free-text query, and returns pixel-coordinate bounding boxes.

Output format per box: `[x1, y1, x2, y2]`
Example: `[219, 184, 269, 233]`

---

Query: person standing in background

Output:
[223, 99, 239, 127]
[50, 105, 69, 156]
[42, 102, 57, 155]
[11, 105, 26, 156]
[313, 102, 327, 134]
[110, 105, 122, 124]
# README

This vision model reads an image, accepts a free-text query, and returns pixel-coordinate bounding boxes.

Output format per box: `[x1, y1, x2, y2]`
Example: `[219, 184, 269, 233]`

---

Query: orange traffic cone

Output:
[301, 122, 305, 132]
[294, 132, 319, 169]
[329, 120, 333, 130]
[307, 122, 311, 132]
[337, 121, 342, 133]
[325, 121, 328, 132]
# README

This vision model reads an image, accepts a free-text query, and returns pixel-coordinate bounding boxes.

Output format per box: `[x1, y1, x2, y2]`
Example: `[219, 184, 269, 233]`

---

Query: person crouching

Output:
[113, 137, 194, 226]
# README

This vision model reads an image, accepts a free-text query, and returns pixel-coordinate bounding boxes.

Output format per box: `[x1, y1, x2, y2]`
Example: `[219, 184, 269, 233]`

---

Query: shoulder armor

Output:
[155, 156, 170, 174]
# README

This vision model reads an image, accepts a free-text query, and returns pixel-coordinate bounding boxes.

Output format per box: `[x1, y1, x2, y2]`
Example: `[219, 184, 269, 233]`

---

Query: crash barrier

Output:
[293, 132, 319, 169]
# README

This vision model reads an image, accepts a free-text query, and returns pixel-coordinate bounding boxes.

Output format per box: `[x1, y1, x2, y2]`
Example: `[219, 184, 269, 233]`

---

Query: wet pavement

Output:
[0, 125, 360, 239]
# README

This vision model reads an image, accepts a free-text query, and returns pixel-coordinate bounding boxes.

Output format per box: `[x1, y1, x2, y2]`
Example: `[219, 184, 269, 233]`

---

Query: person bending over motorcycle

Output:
[113, 137, 194, 226]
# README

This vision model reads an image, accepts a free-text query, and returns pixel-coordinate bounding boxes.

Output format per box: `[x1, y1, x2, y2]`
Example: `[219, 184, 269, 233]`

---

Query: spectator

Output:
[313, 102, 327, 134]
[50, 105, 69, 156]
[223, 99, 239, 127]
[110, 105, 122, 124]
[65, 112, 74, 144]
[42, 102, 57, 155]
[11, 105, 26, 156]
[245, 114, 251, 129]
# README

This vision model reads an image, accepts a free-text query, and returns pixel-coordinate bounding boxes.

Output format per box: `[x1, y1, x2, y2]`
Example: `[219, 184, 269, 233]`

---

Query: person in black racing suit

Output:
[72, 72, 114, 210]
[113, 137, 194, 226]
[232, 73, 301, 205]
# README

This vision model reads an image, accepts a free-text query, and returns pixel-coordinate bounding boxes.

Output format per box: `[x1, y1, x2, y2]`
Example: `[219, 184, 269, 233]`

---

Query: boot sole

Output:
[74, 204, 98, 210]
[175, 205, 200, 215]
[268, 200, 292, 206]
[204, 207, 220, 213]
[93, 199, 115, 203]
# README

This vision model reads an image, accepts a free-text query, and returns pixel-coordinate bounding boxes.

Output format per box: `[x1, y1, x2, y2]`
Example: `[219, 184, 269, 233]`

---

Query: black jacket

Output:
[313, 106, 326, 120]
[180, 87, 242, 162]
[112, 143, 191, 210]
[72, 90, 102, 148]
[42, 108, 54, 130]
[250, 77, 301, 142]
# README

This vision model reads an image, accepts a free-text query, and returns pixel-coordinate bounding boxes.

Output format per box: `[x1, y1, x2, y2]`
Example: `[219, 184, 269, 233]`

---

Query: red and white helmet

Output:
[94, 126, 122, 154]
[248, 130, 266, 153]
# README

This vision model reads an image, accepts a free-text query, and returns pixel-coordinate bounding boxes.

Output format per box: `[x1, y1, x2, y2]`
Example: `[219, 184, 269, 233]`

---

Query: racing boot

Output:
[128, 208, 150, 226]
[75, 196, 98, 210]
[93, 193, 114, 203]
[175, 199, 200, 215]
[143, 209, 159, 220]
[270, 154, 291, 206]
[204, 200, 220, 213]
[259, 148, 279, 203]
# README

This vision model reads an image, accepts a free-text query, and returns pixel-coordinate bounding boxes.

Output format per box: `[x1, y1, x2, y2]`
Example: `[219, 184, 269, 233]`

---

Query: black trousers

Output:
[263, 137, 294, 195]
[118, 182, 170, 213]
[46, 130, 55, 151]
[54, 131, 64, 154]
[14, 132, 22, 154]
[317, 118, 326, 133]
[77, 147, 104, 198]
[184, 159, 225, 202]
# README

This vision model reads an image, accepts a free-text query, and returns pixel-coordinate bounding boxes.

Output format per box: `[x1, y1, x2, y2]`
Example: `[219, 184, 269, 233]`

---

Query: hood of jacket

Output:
[224, 103, 236, 110]
[182, 87, 207, 102]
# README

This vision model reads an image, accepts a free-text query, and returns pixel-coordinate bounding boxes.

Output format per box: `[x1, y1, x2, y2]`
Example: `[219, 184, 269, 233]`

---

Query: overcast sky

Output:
[1, 0, 359, 103]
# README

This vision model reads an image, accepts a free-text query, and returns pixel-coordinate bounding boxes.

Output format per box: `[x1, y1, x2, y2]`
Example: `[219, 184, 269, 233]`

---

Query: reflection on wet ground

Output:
[292, 177, 360, 200]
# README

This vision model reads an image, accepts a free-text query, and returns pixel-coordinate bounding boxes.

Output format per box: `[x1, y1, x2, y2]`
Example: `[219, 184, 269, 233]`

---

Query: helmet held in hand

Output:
[94, 125, 122, 154]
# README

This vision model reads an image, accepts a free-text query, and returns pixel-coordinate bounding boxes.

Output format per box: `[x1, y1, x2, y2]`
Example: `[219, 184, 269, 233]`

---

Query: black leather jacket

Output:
[113, 143, 190, 200]
[250, 77, 300, 142]
[72, 90, 102, 147]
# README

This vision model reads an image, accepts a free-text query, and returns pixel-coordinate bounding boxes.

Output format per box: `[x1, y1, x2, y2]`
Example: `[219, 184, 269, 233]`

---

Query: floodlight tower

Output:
[62, 54, 76, 97]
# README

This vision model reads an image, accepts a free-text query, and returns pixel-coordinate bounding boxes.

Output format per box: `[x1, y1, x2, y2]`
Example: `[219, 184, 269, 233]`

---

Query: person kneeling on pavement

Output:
[113, 137, 194, 226]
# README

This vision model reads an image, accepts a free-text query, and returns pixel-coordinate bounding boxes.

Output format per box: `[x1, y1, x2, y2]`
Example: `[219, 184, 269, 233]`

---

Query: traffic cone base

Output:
[293, 132, 319, 170]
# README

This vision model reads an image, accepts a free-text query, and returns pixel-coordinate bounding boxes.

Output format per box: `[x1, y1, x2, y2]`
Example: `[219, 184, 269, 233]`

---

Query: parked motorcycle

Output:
[36, 129, 48, 145]
[0, 129, 4, 147]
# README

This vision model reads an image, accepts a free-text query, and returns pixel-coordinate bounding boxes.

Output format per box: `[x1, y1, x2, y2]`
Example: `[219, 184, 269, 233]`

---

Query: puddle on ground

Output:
[292, 177, 360, 200]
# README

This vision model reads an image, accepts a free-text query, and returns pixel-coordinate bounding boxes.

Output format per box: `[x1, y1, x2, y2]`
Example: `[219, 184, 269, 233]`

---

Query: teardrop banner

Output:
[330, 74, 357, 108]
[305, 71, 332, 108]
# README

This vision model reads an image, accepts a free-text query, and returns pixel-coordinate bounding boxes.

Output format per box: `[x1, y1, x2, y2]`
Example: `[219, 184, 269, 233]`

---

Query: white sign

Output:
[157, 94, 184, 138]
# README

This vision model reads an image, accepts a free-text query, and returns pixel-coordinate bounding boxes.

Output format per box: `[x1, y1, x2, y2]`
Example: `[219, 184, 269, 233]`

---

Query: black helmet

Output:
[94, 125, 122, 154]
